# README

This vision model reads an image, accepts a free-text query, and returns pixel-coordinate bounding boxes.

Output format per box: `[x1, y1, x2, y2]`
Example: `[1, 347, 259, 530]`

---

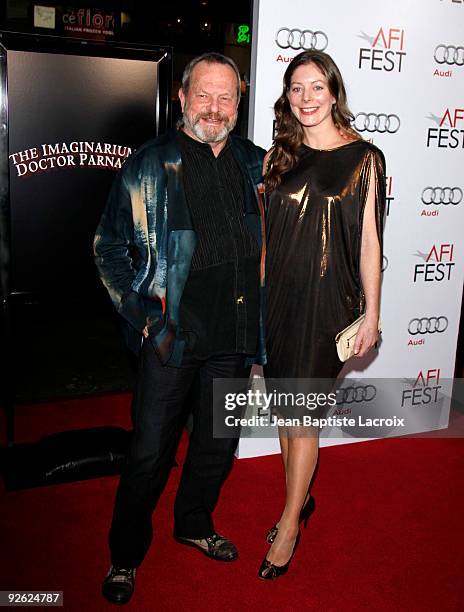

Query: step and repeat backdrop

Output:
[238, 0, 464, 457]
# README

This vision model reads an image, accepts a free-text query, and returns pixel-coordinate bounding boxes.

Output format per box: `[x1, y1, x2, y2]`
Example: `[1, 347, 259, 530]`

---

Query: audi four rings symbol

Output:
[275, 28, 329, 51]
[434, 45, 464, 66]
[336, 385, 377, 404]
[408, 317, 449, 335]
[421, 187, 463, 205]
[354, 113, 401, 134]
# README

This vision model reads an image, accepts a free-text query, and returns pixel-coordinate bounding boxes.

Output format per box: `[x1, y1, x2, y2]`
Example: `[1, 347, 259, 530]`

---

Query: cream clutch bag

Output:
[335, 314, 381, 362]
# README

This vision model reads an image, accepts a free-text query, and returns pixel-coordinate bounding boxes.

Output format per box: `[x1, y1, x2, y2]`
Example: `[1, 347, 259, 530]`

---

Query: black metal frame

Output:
[0, 32, 173, 446]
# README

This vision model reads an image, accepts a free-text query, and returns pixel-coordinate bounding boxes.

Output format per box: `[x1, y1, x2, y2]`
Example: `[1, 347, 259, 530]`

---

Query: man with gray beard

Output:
[94, 53, 266, 605]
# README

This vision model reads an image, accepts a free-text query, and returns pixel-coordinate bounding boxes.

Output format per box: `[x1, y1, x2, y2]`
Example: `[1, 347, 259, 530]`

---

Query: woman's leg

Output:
[266, 427, 290, 534]
[279, 426, 289, 474]
[266, 427, 319, 566]
[275, 425, 311, 514]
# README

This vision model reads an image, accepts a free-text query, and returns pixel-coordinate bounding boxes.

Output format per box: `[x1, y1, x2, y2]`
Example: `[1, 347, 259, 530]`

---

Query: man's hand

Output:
[142, 326, 149, 339]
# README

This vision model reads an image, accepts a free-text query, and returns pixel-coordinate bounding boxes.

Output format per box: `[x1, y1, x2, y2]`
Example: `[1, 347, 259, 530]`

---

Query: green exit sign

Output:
[236, 24, 250, 44]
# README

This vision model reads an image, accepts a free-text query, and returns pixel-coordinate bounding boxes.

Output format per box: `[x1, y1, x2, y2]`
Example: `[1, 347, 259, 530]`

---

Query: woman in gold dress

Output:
[259, 50, 386, 579]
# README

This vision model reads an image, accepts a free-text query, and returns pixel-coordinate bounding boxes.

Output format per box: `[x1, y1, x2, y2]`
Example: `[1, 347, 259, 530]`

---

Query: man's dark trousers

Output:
[109, 337, 250, 568]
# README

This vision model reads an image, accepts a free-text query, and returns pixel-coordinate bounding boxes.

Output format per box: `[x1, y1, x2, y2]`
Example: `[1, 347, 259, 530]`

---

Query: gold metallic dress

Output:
[265, 140, 385, 380]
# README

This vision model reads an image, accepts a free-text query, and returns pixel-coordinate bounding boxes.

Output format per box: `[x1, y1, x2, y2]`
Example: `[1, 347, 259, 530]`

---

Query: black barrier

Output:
[0, 33, 172, 446]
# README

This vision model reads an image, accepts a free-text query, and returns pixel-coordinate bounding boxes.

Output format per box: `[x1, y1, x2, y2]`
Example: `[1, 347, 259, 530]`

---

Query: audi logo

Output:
[421, 187, 463, 205]
[336, 385, 376, 404]
[353, 113, 401, 134]
[275, 28, 329, 51]
[408, 317, 449, 335]
[434, 45, 464, 66]
[382, 256, 389, 272]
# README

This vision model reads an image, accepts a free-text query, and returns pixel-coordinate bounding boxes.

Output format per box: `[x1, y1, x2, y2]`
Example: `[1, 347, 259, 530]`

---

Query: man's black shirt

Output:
[177, 129, 260, 358]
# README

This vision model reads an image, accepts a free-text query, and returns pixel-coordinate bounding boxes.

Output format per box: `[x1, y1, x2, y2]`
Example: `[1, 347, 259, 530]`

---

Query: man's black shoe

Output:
[174, 532, 238, 561]
[102, 566, 136, 605]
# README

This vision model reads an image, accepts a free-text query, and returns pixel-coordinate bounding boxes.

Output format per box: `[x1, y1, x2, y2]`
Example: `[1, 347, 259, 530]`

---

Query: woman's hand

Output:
[353, 318, 379, 358]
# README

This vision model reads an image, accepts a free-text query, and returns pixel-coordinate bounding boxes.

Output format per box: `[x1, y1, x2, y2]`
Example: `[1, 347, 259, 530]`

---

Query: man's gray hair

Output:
[181, 52, 242, 101]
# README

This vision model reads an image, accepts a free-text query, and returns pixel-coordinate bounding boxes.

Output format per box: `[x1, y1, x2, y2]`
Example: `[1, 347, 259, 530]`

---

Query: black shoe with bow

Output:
[174, 532, 238, 561]
[258, 530, 301, 580]
[102, 566, 136, 605]
[266, 495, 315, 544]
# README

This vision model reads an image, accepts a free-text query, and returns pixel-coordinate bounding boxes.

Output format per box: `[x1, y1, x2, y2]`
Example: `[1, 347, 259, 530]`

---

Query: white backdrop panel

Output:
[237, 0, 464, 458]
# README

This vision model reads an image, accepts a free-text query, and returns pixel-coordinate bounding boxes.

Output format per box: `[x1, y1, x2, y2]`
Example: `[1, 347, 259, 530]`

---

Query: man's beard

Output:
[182, 108, 237, 143]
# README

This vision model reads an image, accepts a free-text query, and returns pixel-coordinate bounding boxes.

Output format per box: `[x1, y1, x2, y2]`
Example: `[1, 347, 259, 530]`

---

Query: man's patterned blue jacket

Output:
[94, 129, 267, 366]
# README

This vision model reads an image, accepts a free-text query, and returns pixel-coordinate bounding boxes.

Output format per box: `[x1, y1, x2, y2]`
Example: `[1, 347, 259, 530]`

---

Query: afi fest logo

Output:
[401, 369, 442, 407]
[426, 108, 464, 148]
[358, 27, 406, 72]
[385, 175, 394, 215]
[275, 27, 328, 63]
[413, 244, 455, 282]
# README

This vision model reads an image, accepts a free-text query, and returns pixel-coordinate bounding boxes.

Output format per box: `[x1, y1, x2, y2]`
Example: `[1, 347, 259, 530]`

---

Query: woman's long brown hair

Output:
[265, 50, 361, 193]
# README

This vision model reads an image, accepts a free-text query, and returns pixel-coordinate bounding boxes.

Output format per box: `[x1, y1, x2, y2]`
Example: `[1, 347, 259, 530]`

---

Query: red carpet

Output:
[1, 395, 463, 611]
